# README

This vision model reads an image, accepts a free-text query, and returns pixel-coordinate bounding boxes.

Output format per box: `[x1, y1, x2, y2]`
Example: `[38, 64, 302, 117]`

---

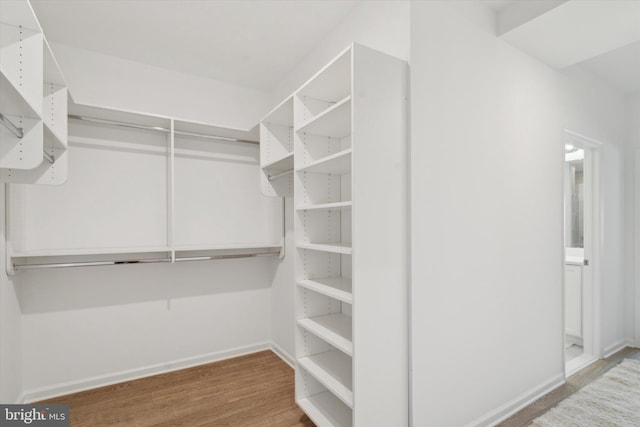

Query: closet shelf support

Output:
[0, 113, 24, 139]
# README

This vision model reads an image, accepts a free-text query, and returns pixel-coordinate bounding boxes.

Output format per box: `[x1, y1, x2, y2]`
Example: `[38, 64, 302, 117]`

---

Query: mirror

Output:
[564, 145, 584, 248]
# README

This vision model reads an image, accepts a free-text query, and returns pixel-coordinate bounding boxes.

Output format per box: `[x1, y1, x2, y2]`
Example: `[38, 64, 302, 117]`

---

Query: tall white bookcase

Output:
[292, 44, 408, 427]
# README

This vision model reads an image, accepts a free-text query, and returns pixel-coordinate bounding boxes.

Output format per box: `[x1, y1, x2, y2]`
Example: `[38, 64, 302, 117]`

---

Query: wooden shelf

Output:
[298, 148, 351, 175]
[297, 242, 352, 255]
[298, 277, 352, 304]
[296, 96, 351, 138]
[296, 201, 352, 212]
[297, 392, 352, 427]
[262, 152, 293, 172]
[298, 351, 353, 408]
[297, 313, 352, 356]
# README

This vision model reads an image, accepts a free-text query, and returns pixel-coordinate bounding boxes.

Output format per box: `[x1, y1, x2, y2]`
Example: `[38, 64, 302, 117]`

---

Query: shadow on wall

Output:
[14, 256, 277, 314]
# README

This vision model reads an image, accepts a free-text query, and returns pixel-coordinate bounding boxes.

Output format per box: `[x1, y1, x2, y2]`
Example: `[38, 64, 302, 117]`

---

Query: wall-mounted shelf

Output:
[260, 96, 294, 197]
[297, 313, 353, 356]
[298, 148, 351, 175]
[298, 392, 352, 427]
[298, 350, 353, 408]
[297, 242, 352, 255]
[296, 96, 351, 138]
[296, 201, 352, 212]
[297, 278, 352, 304]
[262, 152, 294, 173]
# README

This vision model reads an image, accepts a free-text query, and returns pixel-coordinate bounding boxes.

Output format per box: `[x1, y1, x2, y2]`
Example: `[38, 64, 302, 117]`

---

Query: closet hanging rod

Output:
[175, 253, 278, 262]
[68, 115, 259, 144]
[43, 152, 54, 164]
[0, 113, 24, 138]
[268, 169, 293, 181]
[13, 258, 172, 271]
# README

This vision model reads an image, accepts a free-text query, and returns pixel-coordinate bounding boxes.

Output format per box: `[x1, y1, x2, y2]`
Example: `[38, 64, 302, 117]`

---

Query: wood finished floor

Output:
[498, 346, 640, 427]
[39, 350, 315, 427]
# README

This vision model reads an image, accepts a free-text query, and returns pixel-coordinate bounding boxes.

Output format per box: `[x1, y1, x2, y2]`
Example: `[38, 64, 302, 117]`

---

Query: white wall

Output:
[0, 186, 22, 403]
[410, 1, 629, 426]
[271, 0, 409, 104]
[51, 43, 271, 130]
[628, 94, 640, 346]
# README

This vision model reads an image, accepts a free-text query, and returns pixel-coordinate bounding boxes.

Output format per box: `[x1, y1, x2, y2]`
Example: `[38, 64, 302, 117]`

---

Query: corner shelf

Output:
[297, 313, 353, 356]
[298, 351, 353, 408]
[297, 278, 352, 304]
[262, 151, 294, 173]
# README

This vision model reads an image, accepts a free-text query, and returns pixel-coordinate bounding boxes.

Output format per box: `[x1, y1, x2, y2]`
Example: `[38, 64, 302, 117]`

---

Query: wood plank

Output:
[38, 350, 315, 426]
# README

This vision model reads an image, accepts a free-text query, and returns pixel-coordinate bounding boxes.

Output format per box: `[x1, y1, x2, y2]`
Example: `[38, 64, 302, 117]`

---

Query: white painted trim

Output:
[466, 373, 565, 427]
[16, 392, 26, 404]
[602, 338, 634, 359]
[270, 342, 295, 369]
[22, 341, 271, 403]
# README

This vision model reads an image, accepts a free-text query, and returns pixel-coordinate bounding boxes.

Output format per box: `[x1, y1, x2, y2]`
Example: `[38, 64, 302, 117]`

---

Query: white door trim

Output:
[563, 130, 603, 377]
[635, 149, 640, 347]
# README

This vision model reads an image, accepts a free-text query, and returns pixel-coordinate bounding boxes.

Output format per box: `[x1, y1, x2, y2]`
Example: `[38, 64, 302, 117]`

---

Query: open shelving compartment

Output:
[0, 0, 70, 185]
[294, 45, 354, 427]
[260, 96, 294, 197]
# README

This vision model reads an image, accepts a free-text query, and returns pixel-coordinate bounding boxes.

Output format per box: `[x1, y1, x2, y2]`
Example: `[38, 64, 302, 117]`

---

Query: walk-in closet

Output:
[1, 1, 638, 427]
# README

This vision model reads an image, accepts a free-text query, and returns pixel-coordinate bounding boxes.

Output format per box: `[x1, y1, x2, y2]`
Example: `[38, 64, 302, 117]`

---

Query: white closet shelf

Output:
[297, 392, 352, 427]
[297, 46, 351, 102]
[0, 72, 41, 119]
[297, 278, 352, 304]
[43, 40, 66, 86]
[298, 148, 351, 175]
[297, 313, 353, 356]
[261, 96, 293, 127]
[296, 201, 352, 211]
[261, 152, 293, 172]
[298, 351, 353, 408]
[296, 96, 351, 138]
[297, 242, 352, 255]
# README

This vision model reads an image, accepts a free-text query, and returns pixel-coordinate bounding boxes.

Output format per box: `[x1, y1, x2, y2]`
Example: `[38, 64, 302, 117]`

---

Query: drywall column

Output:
[411, 2, 565, 426]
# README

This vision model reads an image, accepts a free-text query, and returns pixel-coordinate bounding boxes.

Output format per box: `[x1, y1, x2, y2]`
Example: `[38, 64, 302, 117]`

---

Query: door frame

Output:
[563, 130, 603, 375]
[635, 149, 640, 347]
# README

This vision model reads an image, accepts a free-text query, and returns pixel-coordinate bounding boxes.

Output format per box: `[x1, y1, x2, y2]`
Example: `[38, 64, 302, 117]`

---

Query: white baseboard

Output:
[466, 373, 565, 427]
[23, 342, 271, 403]
[602, 338, 635, 359]
[270, 342, 295, 369]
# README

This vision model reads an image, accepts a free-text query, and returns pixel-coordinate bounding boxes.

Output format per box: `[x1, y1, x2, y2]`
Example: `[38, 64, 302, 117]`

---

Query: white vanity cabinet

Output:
[564, 264, 583, 339]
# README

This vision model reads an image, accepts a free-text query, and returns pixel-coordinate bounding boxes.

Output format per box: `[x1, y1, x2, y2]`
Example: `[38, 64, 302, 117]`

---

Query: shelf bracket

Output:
[0, 113, 24, 139]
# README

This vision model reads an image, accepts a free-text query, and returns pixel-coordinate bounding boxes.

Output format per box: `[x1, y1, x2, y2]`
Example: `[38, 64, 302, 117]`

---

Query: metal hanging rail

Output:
[13, 258, 173, 271]
[268, 169, 293, 182]
[43, 152, 54, 164]
[0, 113, 24, 138]
[68, 114, 259, 145]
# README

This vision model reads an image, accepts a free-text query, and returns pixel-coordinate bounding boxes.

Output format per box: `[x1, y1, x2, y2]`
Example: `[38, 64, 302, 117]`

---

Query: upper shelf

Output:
[298, 148, 351, 175]
[296, 96, 351, 138]
[297, 46, 351, 103]
[261, 96, 293, 128]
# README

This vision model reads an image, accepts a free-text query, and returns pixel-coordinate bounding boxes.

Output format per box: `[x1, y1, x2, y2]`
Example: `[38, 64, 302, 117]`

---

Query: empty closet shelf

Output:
[297, 149, 351, 175]
[298, 351, 353, 408]
[297, 277, 352, 304]
[297, 392, 352, 427]
[297, 242, 352, 255]
[296, 96, 351, 138]
[261, 152, 293, 172]
[0, 72, 41, 120]
[296, 201, 352, 211]
[297, 313, 352, 356]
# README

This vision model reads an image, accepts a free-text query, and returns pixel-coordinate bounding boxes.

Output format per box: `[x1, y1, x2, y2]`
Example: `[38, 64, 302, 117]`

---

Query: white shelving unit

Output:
[260, 96, 294, 197]
[0, 0, 68, 184]
[6, 101, 283, 273]
[290, 44, 408, 427]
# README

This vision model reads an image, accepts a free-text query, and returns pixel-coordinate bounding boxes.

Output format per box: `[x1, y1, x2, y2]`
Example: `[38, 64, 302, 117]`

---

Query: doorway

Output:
[563, 130, 602, 376]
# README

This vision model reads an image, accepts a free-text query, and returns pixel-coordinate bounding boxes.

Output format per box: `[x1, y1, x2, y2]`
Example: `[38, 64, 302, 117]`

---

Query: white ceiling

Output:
[574, 42, 640, 94]
[30, 0, 360, 92]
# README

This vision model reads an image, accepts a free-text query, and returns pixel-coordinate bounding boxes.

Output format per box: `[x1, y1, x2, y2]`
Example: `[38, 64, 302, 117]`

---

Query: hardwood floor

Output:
[498, 346, 640, 427]
[39, 350, 315, 426]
